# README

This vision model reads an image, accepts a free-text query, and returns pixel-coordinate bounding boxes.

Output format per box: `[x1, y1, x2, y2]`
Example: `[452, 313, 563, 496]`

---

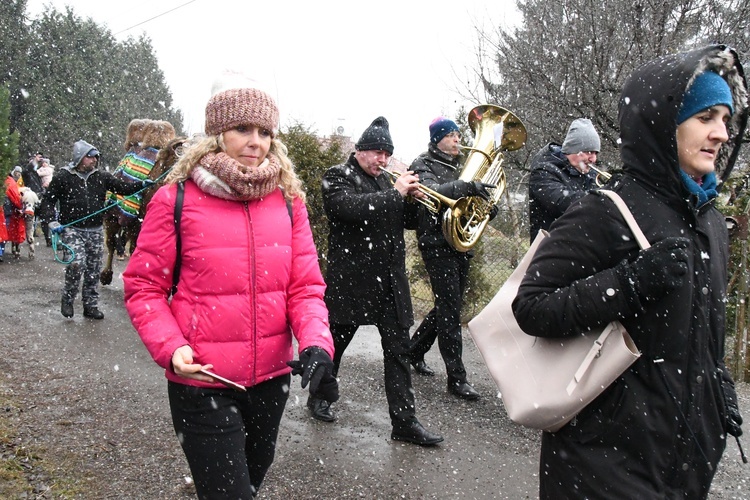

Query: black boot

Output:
[83, 306, 104, 320]
[307, 396, 335, 422]
[391, 419, 443, 446]
[448, 380, 480, 400]
[411, 359, 435, 376]
[61, 297, 74, 318]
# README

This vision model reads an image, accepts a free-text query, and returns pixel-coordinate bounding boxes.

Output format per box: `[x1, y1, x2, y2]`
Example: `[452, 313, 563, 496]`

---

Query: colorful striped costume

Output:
[108, 147, 159, 218]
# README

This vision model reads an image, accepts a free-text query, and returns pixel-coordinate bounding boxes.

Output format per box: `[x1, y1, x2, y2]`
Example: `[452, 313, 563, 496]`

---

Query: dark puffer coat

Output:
[322, 153, 418, 328]
[528, 142, 597, 242]
[512, 45, 747, 499]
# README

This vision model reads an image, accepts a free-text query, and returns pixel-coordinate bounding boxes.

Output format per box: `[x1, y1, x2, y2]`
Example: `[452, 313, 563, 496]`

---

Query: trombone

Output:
[378, 166, 458, 213]
[588, 164, 612, 186]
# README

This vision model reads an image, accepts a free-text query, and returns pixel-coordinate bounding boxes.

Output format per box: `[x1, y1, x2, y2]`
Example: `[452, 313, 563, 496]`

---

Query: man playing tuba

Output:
[407, 116, 496, 400]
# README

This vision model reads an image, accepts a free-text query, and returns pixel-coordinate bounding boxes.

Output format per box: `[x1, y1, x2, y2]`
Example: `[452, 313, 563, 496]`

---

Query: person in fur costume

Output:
[513, 44, 747, 499]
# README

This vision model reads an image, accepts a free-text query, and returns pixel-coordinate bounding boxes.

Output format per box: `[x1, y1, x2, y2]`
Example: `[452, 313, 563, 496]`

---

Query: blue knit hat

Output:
[677, 71, 734, 124]
[429, 117, 460, 144]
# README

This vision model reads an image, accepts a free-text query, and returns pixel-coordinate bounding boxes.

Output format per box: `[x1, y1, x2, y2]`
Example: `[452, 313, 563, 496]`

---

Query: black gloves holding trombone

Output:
[287, 347, 339, 403]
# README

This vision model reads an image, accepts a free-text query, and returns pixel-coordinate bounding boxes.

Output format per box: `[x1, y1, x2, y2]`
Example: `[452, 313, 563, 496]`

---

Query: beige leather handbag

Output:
[468, 190, 643, 432]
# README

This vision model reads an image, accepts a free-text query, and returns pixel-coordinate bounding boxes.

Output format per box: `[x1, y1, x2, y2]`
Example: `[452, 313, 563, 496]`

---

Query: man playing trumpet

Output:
[316, 116, 443, 446]
[528, 117, 601, 242]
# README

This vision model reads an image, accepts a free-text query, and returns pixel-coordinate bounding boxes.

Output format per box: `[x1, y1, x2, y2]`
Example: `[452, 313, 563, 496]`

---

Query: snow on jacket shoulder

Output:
[123, 180, 332, 388]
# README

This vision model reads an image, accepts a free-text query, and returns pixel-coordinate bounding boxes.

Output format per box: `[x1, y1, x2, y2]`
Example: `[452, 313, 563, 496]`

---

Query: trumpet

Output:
[378, 166, 458, 213]
[588, 164, 612, 186]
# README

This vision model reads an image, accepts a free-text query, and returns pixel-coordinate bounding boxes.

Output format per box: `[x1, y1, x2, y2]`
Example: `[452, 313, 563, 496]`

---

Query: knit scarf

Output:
[191, 152, 281, 201]
[680, 170, 718, 207]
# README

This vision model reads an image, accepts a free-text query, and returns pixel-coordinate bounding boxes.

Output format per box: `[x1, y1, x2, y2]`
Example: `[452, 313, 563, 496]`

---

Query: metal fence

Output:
[404, 224, 528, 323]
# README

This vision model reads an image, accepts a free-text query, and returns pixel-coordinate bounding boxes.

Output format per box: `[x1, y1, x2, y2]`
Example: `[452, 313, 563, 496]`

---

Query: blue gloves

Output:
[287, 346, 339, 403]
[141, 179, 157, 188]
[48, 221, 64, 234]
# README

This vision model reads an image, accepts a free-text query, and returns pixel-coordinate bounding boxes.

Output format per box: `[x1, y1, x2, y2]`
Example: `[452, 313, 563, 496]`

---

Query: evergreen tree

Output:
[279, 122, 346, 270]
[0, 0, 30, 131]
[0, 85, 20, 204]
[12, 6, 183, 168]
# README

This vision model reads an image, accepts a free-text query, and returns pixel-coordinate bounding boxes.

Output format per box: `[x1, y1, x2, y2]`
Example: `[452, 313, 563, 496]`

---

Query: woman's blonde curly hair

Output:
[164, 133, 306, 203]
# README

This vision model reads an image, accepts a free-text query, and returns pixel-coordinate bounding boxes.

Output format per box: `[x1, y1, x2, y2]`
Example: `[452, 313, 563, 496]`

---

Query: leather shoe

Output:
[391, 420, 443, 446]
[83, 307, 104, 320]
[307, 396, 335, 422]
[61, 299, 74, 318]
[411, 359, 435, 376]
[448, 381, 480, 400]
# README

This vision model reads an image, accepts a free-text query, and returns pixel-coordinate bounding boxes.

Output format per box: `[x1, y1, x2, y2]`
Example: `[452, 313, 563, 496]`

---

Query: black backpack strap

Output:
[279, 187, 294, 226]
[170, 181, 185, 297]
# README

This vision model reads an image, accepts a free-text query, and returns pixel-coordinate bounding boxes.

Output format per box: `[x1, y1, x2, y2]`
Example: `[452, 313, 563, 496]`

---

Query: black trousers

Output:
[168, 375, 290, 499]
[332, 311, 416, 426]
[409, 253, 470, 384]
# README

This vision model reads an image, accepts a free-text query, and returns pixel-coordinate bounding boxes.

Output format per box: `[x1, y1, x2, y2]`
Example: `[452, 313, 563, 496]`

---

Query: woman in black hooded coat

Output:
[512, 45, 747, 498]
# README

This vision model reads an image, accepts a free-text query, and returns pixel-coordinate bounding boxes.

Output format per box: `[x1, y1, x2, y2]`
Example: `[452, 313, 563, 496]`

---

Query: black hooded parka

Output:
[512, 45, 747, 499]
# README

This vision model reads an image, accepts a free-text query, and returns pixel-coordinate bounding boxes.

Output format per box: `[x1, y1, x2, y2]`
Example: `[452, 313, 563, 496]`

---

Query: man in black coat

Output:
[528, 118, 600, 241]
[407, 117, 495, 400]
[315, 116, 443, 446]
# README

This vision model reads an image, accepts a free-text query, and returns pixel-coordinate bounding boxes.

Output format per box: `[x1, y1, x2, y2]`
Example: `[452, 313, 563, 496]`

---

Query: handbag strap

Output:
[599, 190, 650, 250]
[565, 190, 647, 396]
[566, 323, 617, 395]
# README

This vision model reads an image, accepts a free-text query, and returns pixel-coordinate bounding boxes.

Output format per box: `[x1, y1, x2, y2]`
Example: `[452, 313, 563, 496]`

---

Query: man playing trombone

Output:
[528, 117, 601, 242]
[407, 117, 495, 401]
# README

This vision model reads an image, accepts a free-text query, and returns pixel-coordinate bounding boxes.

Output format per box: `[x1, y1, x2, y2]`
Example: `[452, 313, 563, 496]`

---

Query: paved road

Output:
[0, 244, 747, 499]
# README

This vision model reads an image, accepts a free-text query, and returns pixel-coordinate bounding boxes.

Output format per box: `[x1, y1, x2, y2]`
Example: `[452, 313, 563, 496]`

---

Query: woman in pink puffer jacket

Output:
[123, 75, 336, 499]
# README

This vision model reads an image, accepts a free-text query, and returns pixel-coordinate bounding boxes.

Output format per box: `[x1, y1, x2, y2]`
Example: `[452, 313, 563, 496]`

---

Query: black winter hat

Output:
[355, 116, 394, 155]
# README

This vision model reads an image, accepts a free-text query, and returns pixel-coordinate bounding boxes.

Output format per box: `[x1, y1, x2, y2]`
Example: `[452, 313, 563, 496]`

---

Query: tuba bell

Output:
[442, 104, 527, 252]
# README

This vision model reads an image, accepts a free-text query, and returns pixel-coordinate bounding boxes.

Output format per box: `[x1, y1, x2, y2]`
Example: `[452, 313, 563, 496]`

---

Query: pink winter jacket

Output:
[123, 180, 333, 388]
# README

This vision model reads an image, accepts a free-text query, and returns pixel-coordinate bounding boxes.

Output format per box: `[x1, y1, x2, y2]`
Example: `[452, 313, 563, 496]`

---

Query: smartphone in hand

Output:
[199, 368, 246, 392]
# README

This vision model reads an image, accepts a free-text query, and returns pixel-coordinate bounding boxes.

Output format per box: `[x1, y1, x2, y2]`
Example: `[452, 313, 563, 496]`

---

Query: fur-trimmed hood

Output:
[618, 44, 748, 205]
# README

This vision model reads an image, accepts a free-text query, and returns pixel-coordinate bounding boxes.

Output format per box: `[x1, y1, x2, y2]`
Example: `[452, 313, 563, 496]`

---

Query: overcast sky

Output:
[25, 0, 519, 163]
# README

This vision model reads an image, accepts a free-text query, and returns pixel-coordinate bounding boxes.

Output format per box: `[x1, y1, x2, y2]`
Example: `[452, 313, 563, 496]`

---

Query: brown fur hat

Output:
[123, 119, 149, 151]
[142, 120, 176, 150]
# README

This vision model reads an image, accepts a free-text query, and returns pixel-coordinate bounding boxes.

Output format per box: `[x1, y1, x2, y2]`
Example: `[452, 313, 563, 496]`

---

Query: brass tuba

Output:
[442, 104, 527, 252]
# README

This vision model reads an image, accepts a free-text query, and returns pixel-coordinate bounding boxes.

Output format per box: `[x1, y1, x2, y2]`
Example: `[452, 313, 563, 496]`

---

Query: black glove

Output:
[469, 181, 495, 200]
[727, 399, 743, 437]
[287, 346, 339, 403]
[489, 204, 499, 221]
[624, 237, 689, 301]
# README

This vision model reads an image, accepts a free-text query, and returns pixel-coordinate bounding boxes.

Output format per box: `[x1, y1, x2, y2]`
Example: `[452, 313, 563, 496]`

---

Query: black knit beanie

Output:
[355, 116, 394, 155]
